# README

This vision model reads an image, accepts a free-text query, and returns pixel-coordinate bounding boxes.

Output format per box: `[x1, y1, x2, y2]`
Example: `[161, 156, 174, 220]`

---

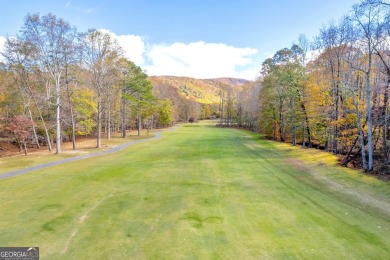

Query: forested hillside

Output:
[151, 76, 260, 130]
[150, 76, 248, 104]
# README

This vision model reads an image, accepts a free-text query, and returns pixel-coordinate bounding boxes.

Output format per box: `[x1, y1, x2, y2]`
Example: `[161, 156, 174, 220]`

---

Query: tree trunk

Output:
[23, 142, 28, 156]
[359, 124, 367, 171]
[302, 121, 306, 147]
[376, 52, 389, 162]
[357, 105, 367, 170]
[272, 107, 277, 141]
[366, 53, 374, 171]
[107, 101, 111, 140]
[66, 86, 76, 150]
[147, 119, 150, 136]
[329, 131, 333, 152]
[97, 89, 102, 148]
[121, 88, 127, 138]
[382, 70, 389, 162]
[138, 113, 142, 136]
[325, 134, 328, 152]
[291, 98, 296, 146]
[43, 119, 52, 151]
[55, 78, 61, 154]
[26, 84, 52, 151]
[300, 102, 311, 147]
[28, 108, 40, 149]
[219, 89, 224, 126]
[70, 106, 76, 150]
[292, 124, 296, 146]
[342, 136, 359, 166]
[333, 61, 341, 155]
[278, 99, 284, 142]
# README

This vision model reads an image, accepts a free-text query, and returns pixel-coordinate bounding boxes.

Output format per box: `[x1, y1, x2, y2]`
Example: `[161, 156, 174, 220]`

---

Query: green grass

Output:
[0, 122, 389, 259]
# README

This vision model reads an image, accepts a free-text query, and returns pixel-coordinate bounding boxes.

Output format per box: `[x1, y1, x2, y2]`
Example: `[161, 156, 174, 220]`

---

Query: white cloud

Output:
[0, 36, 6, 58]
[2, 30, 261, 79]
[143, 41, 258, 80]
[305, 49, 321, 64]
[234, 64, 262, 81]
[116, 35, 145, 65]
[98, 29, 145, 65]
[96, 30, 260, 80]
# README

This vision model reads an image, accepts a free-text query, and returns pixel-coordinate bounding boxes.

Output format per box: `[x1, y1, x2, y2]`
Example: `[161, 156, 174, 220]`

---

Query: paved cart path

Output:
[0, 132, 161, 180]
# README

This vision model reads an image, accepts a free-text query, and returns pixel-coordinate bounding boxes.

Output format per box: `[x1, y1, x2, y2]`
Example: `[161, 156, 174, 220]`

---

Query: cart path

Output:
[0, 132, 161, 181]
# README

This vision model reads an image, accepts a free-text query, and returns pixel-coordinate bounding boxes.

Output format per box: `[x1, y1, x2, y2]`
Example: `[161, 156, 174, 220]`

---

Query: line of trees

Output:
[259, 0, 390, 173]
[217, 82, 261, 132]
[0, 13, 173, 155]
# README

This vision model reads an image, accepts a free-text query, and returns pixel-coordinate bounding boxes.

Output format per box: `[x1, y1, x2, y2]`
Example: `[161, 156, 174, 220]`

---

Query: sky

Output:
[0, 0, 358, 80]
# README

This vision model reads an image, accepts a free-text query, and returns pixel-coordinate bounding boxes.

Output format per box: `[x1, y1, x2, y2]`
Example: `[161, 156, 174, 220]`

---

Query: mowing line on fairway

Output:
[63, 192, 117, 253]
[0, 132, 162, 181]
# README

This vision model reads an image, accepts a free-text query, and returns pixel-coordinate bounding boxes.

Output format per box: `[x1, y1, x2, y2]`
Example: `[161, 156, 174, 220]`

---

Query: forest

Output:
[0, 12, 259, 157]
[1, 0, 390, 175]
[0, 13, 198, 155]
[213, 0, 390, 175]
[256, 0, 390, 174]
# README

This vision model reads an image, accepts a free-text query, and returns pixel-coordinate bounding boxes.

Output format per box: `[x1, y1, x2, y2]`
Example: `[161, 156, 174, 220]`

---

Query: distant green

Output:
[0, 122, 389, 259]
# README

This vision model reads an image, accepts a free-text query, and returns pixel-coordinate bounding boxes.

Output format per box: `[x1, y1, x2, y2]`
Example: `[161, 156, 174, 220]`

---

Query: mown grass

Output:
[0, 122, 389, 259]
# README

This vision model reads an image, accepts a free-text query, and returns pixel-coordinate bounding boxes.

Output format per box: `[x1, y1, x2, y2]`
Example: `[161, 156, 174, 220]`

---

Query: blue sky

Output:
[0, 0, 358, 79]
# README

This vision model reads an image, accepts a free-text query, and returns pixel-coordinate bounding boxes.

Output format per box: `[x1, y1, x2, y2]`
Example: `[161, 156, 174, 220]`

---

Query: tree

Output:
[118, 58, 137, 138]
[128, 68, 155, 136]
[372, 1, 390, 162]
[8, 116, 35, 155]
[72, 86, 97, 136]
[2, 38, 39, 149]
[20, 13, 78, 154]
[1, 37, 55, 151]
[158, 99, 173, 127]
[81, 29, 121, 147]
[349, 0, 388, 170]
[315, 17, 353, 154]
[260, 46, 307, 144]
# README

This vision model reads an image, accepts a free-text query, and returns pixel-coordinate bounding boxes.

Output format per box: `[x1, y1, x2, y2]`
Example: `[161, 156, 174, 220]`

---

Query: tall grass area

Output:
[0, 122, 389, 259]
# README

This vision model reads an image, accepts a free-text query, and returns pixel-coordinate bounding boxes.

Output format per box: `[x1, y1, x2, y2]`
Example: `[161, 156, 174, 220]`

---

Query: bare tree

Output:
[81, 30, 122, 148]
[315, 17, 353, 154]
[371, 1, 390, 162]
[349, 0, 387, 170]
[1, 37, 54, 151]
[20, 13, 78, 154]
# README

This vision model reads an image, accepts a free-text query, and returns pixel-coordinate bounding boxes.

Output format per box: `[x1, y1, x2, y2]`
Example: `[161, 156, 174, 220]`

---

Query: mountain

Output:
[205, 77, 249, 87]
[149, 76, 250, 104]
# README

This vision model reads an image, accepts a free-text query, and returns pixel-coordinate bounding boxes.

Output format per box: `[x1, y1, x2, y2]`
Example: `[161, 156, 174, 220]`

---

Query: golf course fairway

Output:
[0, 122, 389, 259]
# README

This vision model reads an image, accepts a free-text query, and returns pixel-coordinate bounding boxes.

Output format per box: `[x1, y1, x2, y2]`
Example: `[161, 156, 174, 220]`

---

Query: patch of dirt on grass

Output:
[286, 157, 390, 218]
[286, 158, 308, 172]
